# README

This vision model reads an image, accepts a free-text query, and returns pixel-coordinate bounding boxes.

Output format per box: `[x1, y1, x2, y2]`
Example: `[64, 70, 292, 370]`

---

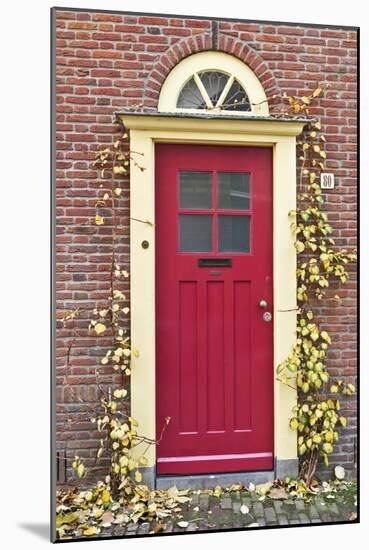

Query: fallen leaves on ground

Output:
[56, 482, 192, 539]
[55, 477, 357, 539]
[269, 487, 289, 500]
[177, 521, 189, 528]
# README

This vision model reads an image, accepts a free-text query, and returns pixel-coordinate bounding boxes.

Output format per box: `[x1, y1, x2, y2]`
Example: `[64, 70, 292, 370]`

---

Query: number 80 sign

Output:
[320, 173, 335, 189]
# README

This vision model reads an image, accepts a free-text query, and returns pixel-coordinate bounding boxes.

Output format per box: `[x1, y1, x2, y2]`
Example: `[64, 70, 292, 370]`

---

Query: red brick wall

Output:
[53, 8, 357, 483]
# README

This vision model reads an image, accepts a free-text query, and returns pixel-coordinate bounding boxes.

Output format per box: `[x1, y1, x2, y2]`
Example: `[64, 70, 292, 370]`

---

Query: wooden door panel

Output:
[156, 143, 273, 475]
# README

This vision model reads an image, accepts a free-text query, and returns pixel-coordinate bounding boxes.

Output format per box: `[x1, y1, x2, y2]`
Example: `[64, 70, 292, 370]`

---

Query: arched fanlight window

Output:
[177, 71, 251, 112]
[158, 52, 269, 117]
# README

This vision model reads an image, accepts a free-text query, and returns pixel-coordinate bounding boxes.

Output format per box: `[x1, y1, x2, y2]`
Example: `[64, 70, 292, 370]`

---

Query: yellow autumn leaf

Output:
[302, 382, 310, 393]
[77, 463, 85, 478]
[321, 331, 331, 343]
[135, 470, 142, 483]
[113, 165, 126, 175]
[83, 526, 98, 536]
[56, 512, 79, 527]
[310, 329, 319, 342]
[113, 388, 127, 399]
[295, 241, 305, 253]
[313, 87, 322, 97]
[290, 417, 299, 431]
[114, 187, 123, 196]
[94, 323, 106, 335]
[95, 214, 104, 225]
[101, 490, 110, 503]
[325, 431, 334, 442]
[323, 442, 333, 454]
[340, 416, 347, 427]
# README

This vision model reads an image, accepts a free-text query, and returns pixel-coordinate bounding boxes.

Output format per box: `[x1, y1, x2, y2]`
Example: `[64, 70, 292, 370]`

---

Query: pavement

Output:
[95, 483, 357, 538]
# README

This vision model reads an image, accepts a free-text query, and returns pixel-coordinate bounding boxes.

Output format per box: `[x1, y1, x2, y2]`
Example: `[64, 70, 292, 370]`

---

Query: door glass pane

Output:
[217, 172, 250, 210]
[218, 215, 250, 253]
[179, 171, 212, 209]
[179, 215, 212, 252]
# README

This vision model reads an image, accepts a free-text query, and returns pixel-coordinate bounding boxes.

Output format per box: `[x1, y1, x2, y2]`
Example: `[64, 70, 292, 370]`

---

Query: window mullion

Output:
[216, 75, 234, 108]
[194, 73, 213, 110]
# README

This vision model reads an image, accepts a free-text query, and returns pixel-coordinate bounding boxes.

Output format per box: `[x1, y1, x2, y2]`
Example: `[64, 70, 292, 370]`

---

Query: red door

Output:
[155, 143, 273, 475]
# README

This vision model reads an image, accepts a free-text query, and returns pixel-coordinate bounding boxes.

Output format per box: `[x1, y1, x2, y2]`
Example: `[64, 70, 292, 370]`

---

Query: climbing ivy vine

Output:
[62, 132, 169, 505]
[276, 86, 357, 484]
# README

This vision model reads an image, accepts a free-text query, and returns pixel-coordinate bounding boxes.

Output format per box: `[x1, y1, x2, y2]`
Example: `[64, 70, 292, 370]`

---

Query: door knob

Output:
[259, 300, 267, 309]
[263, 311, 272, 322]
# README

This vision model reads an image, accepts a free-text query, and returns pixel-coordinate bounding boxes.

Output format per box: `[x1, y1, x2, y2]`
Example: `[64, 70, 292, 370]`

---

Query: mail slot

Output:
[198, 258, 232, 267]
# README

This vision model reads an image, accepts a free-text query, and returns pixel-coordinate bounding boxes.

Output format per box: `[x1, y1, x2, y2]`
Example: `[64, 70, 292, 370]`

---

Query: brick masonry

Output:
[53, 9, 358, 484]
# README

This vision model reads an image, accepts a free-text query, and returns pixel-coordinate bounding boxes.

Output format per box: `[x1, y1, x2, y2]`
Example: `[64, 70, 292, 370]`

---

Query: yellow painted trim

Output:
[120, 113, 305, 468]
[158, 51, 269, 116]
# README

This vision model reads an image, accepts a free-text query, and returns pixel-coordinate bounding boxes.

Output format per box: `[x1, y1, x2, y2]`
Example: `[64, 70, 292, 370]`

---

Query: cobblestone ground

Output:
[96, 486, 357, 538]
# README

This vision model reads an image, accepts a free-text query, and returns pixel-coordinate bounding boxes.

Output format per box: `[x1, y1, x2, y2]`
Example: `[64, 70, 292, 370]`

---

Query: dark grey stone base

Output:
[274, 457, 299, 480]
[141, 458, 299, 490]
[156, 470, 275, 490]
[139, 466, 156, 489]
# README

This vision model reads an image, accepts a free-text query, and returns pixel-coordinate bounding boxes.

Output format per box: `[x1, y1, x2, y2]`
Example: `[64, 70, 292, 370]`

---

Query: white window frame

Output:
[158, 51, 269, 117]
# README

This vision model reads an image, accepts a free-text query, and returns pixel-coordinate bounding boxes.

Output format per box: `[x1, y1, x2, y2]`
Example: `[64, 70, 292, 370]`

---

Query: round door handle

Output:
[259, 300, 267, 309]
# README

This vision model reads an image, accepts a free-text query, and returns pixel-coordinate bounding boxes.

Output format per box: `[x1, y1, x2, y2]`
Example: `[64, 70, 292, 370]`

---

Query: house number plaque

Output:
[320, 173, 335, 189]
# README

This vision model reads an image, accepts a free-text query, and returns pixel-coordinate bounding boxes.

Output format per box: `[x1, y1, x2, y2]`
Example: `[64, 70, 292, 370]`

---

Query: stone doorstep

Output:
[156, 470, 275, 490]
[144, 458, 299, 490]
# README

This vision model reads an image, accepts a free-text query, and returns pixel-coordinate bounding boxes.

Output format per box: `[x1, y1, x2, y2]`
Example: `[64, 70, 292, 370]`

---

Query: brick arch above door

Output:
[143, 32, 280, 108]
